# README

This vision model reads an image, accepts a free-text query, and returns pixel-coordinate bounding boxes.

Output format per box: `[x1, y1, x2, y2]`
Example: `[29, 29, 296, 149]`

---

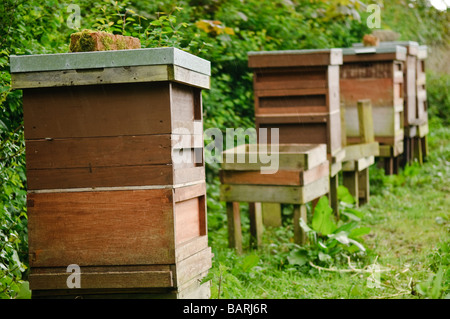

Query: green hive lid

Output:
[9, 47, 211, 76]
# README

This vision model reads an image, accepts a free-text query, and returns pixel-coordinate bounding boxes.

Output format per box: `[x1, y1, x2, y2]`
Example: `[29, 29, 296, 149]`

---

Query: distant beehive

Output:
[247, 49, 345, 163]
[340, 46, 407, 164]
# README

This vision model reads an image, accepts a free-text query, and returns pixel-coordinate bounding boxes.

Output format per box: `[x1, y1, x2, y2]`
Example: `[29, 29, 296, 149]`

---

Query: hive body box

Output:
[248, 49, 345, 215]
[248, 49, 343, 159]
[10, 48, 212, 299]
[340, 46, 407, 174]
[353, 41, 419, 129]
[353, 41, 428, 165]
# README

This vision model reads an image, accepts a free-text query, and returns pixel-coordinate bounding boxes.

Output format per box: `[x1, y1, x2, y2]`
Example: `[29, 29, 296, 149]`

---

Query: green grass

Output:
[206, 117, 450, 299]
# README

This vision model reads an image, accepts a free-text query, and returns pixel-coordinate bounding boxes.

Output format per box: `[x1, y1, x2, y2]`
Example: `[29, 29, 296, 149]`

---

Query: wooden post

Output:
[357, 99, 375, 144]
[329, 175, 339, 218]
[226, 202, 243, 254]
[249, 203, 263, 249]
[343, 171, 359, 207]
[421, 136, 428, 160]
[384, 157, 394, 175]
[358, 168, 370, 205]
[413, 137, 423, 165]
[340, 103, 347, 147]
[261, 203, 282, 227]
[293, 204, 308, 245]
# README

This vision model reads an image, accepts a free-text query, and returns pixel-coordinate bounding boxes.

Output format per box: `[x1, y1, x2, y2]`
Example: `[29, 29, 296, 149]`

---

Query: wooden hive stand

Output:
[10, 48, 213, 299]
[341, 46, 407, 175]
[247, 49, 345, 222]
[219, 144, 330, 253]
[341, 100, 379, 207]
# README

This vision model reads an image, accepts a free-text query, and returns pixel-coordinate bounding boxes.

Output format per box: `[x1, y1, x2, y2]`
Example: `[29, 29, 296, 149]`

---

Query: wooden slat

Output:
[30, 270, 173, 290]
[342, 52, 406, 63]
[23, 82, 172, 139]
[248, 50, 342, 68]
[357, 99, 375, 143]
[27, 164, 174, 191]
[175, 197, 202, 245]
[343, 142, 379, 162]
[222, 143, 327, 171]
[342, 156, 375, 171]
[173, 182, 206, 202]
[256, 114, 329, 124]
[220, 176, 329, 204]
[27, 189, 175, 267]
[172, 247, 212, 287]
[14, 64, 210, 90]
[220, 161, 329, 186]
[175, 236, 208, 263]
[12, 65, 167, 89]
[173, 166, 205, 185]
[26, 135, 173, 170]
[254, 87, 328, 98]
[340, 78, 397, 107]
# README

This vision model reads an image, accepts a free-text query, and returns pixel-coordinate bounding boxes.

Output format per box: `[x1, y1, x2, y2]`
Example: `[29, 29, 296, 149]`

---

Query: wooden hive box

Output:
[248, 49, 344, 215]
[10, 48, 213, 299]
[353, 41, 420, 133]
[247, 49, 344, 160]
[340, 46, 407, 164]
[219, 144, 329, 251]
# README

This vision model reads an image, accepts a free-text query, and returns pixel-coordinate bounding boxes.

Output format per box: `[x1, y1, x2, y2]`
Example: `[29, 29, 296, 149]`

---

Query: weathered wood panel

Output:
[172, 247, 212, 287]
[23, 82, 172, 139]
[220, 176, 329, 204]
[12, 64, 210, 90]
[222, 143, 327, 171]
[26, 135, 173, 170]
[30, 269, 173, 290]
[248, 49, 342, 68]
[175, 197, 202, 245]
[27, 189, 176, 267]
[27, 165, 174, 190]
[220, 161, 329, 186]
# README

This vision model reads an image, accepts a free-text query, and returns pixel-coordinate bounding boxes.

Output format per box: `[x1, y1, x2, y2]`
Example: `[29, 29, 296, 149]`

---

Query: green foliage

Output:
[427, 72, 450, 126]
[295, 193, 370, 268]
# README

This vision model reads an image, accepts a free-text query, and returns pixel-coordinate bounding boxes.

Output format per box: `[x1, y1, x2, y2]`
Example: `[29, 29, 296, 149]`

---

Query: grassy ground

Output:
[205, 117, 449, 299]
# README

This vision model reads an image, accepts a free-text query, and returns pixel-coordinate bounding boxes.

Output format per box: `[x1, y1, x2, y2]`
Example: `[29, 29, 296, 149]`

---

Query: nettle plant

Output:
[288, 186, 371, 268]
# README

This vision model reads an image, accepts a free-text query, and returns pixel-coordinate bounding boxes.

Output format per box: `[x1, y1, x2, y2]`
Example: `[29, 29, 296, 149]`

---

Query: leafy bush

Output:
[427, 73, 450, 126]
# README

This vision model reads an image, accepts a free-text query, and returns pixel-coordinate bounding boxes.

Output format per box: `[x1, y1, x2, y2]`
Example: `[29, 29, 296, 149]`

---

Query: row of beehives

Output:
[8, 40, 429, 299]
[219, 41, 430, 254]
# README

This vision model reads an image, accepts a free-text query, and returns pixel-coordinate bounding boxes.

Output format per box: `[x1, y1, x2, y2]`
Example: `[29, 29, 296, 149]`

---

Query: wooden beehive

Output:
[248, 49, 344, 159]
[353, 41, 419, 132]
[10, 48, 212, 299]
[219, 144, 329, 250]
[340, 46, 407, 164]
